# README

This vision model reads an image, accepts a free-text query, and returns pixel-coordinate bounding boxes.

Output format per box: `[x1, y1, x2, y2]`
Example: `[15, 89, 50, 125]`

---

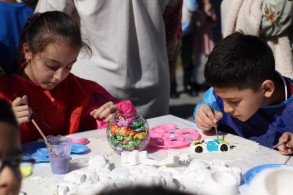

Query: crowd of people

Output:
[1, 0, 293, 194]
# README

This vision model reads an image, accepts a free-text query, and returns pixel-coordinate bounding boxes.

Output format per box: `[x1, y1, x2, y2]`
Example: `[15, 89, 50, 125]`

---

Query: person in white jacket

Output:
[35, 0, 183, 119]
[221, 0, 293, 79]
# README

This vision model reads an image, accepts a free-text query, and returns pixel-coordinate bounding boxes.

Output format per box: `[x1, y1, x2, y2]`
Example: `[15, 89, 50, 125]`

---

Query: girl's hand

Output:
[278, 132, 293, 155]
[194, 104, 223, 131]
[90, 101, 119, 122]
[12, 95, 32, 124]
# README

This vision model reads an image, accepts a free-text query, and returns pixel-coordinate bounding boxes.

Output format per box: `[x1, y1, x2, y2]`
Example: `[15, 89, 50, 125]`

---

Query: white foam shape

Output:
[57, 181, 78, 195]
[227, 167, 242, 185]
[187, 160, 209, 171]
[99, 175, 111, 182]
[120, 151, 130, 164]
[63, 170, 86, 184]
[88, 155, 108, 172]
[138, 150, 148, 159]
[185, 168, 211, 184]
[210, 165, 231, 173]
[157, 171, 179, 189]
[127, 150, 140, 165]
[82, 169, 99, 182]
[112, 178, 133, 188]
[168, 152, 190, 165]
[57, 185, 69, 195]
[109, 167, 130, 179]
[126, 165, 143, 175]
[182, 178, 201, 194]
[157, 167, 185, 181]
[200, 171, 239, 195]
[134, 174, 164, 186]
[209, 159, 226, 167]
[140, 165, 157, 174]
[163, 156, 179, 167]
[210, 165, 242, 184]
[78, 181, 93, 192]
[78, 181, 109, 194]
[140, 158, 163, 166]
[178, 153, 191, 165]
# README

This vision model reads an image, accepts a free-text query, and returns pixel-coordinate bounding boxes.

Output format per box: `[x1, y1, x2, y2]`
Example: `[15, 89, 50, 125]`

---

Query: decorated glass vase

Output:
[107, 113, 150, 154]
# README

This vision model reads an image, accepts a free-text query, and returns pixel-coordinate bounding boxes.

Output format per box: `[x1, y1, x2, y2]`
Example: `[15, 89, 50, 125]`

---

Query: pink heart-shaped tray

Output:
[148, 124, 201, 148]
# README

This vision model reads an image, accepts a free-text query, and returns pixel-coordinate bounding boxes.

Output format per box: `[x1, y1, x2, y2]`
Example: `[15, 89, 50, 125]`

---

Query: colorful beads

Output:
[107, 113, 149, 154]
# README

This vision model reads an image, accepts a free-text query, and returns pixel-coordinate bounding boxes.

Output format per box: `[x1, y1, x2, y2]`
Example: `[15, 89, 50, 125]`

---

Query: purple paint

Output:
[49, 154, 70, 174]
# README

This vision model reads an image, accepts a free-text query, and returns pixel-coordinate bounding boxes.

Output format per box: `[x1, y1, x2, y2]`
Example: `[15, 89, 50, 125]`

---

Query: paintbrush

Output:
[31, 119, 57, 154]
[284, 155, 291, 165]
[214, 123, 219, 140]
[272, 142, 287, 149]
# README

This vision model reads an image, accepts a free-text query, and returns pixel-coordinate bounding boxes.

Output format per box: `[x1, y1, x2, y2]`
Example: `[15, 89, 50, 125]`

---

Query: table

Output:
[21, 115, 293, 194]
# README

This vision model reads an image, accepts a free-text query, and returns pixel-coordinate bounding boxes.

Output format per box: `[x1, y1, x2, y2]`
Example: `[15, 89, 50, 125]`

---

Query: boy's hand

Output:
[90, 101, 119, 122]
[278, 132, 293, 155]
[194, 104, 223, 131]
[12, 95, 32, 124]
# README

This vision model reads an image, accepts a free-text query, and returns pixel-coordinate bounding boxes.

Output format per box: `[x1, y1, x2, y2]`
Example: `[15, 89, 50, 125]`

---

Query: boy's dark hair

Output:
[204, 31, 277, 91]
[0, 99, 18, 128]
[16, 11, 91, 65]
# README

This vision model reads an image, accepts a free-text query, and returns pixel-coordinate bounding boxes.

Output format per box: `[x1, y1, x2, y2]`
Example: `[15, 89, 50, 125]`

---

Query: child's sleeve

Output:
[114, 99, 137, 115]
[192, 87, 221, 121]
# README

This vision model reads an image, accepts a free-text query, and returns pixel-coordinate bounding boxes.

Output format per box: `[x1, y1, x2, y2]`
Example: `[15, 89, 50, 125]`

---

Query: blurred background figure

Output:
[0, 0, 34, 76]
[221, 0, 293, 78]
[191, 0, 216, 94]
[21, 0, 38, 9]
[35, 0, 183, 119]
[178, 0, 199, 98]
[177, 0, 216, 97]
[0, 99, 22, 195]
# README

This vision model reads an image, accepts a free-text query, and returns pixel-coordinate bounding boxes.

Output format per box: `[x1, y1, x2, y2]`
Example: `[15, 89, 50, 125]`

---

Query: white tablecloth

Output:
[21, 115, 293, 194]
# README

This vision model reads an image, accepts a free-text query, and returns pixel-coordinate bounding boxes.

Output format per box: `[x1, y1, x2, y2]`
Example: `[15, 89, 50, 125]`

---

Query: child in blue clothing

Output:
[0, 0, 34, 75]
[193, 31, 293, 149]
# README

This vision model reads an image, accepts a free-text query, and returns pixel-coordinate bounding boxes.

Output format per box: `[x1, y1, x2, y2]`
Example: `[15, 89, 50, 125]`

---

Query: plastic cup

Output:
[48, 136, 71, 174]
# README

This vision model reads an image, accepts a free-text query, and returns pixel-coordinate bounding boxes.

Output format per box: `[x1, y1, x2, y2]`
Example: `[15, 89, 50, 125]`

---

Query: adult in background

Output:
[35, 0, 183, 119]
[221, 0, 293, 78]
[180, 0, 199, 97]
[0, 0, 34, 76]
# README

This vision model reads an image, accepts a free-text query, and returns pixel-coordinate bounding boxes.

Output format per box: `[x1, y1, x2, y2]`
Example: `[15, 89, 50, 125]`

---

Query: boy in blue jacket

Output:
[194, 31, 293, 148]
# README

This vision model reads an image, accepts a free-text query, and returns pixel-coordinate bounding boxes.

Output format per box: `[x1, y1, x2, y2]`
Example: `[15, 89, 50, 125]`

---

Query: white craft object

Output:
[131, 173, 164, 187]
[88, 155, 110, 173]
[82, 169, 99, 182]
[57, 181, 78, 195]
[97, 168, 111, 182]
[76, 181, 115, 194]
[210, 165, 242, 185]
[127, 150, 140, 165]
[188, 159, 209, 171]
[63, 170, 86, 184]
[78, 181, 93, 192]
[121, 150, 181, 167]
[55, 151, 242, 195]
[200, 171, 239, 195]
[109, 167, 131, 180]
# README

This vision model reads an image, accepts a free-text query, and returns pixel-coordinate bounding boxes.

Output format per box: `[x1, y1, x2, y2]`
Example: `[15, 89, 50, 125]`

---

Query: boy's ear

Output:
[23, 43, 32, 60]
[261, 80, 274, 97]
